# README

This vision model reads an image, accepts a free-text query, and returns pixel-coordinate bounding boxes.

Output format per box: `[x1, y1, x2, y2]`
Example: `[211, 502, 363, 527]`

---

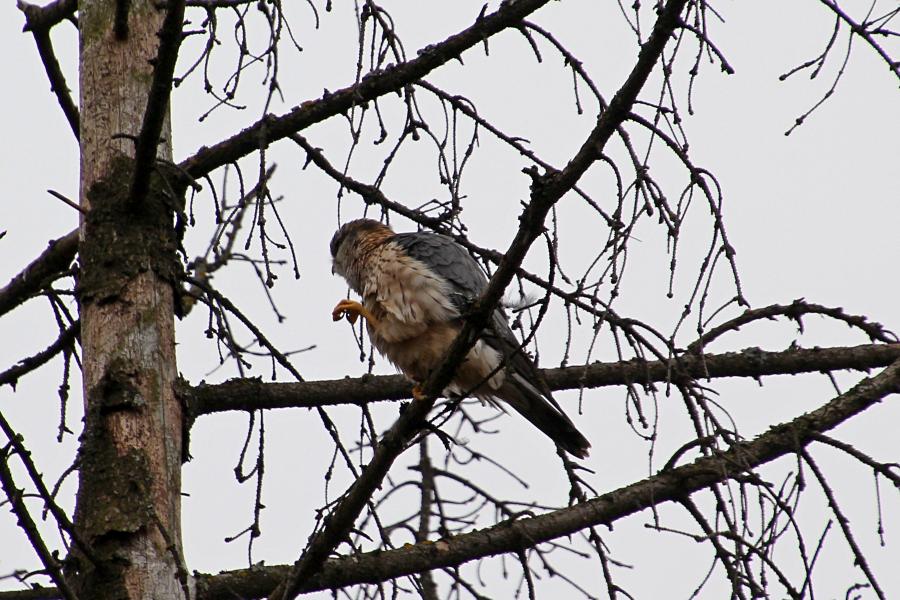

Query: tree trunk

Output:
[72, 1, 186, 597]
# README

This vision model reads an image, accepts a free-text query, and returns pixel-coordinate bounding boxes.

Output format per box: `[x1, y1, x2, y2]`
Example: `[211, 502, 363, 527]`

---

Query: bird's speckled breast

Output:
[361, 241, 459, 344]
[358, 242, 503, 392]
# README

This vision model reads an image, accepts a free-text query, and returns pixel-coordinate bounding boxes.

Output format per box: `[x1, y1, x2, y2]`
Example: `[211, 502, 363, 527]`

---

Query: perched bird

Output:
[329, 218, 591, 458]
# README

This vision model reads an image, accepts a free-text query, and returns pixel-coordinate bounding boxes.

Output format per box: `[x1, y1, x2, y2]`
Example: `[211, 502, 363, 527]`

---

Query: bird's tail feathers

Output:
[500, 373, 591, 459]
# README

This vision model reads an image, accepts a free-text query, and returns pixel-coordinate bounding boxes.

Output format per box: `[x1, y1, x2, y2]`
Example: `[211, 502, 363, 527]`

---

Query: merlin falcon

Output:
[329, 219, 591, 458]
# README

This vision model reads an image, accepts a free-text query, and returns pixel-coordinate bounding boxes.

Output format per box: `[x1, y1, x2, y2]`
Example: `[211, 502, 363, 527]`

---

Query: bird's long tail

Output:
[498, 373, 591, 458]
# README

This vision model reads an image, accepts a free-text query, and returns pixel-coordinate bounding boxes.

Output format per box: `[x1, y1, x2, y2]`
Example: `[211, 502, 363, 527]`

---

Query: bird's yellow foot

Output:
[411, 384, 427, 401]
[332, 299, 379, 328]
[332, 299, 363, 324]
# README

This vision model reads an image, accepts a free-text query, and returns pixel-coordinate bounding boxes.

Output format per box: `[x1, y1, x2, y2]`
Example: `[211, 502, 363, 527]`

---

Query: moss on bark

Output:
[77, 153, 184, 309]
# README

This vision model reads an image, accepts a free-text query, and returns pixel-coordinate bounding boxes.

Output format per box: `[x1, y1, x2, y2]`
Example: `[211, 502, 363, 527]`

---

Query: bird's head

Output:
[330, 219, 394, 289]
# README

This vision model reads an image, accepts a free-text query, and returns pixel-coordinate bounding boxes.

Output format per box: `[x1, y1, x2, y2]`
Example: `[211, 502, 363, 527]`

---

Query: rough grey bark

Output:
[71, 1, 187, 598]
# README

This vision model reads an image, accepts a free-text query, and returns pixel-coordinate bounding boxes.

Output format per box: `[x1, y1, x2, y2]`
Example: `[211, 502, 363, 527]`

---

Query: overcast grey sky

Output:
[1, 1, 898, 598]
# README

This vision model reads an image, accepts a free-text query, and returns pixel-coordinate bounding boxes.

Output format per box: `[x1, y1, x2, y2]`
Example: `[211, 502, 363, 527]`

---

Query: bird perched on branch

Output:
[329, 218, 591, 458]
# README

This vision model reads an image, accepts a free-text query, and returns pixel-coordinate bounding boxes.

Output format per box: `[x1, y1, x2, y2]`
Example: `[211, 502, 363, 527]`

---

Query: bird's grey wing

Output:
[392, 232, 542, 380]
[391, 232, 489, 313]
[391, 232, 590, 456]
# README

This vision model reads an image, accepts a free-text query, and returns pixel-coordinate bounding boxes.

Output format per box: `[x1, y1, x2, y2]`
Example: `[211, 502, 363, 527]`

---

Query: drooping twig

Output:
[415, 439, 440, 600]
[810, 432, 900, 487]
[178, 0, 555, 179]
[817, 0, 899, 81]
[181, 165, 278, 317]
[266, 394, 439, 600]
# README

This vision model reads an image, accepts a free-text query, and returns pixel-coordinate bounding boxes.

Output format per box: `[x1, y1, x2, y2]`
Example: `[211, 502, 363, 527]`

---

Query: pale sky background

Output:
[1, 1, 898, 598]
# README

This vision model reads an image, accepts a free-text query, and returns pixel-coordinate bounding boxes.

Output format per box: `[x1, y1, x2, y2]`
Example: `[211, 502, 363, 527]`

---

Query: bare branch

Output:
[818, 0, 899, 81]
[415, 440, 439, 600]
[187, 357, 900, 598]
[265, 394, 438, 600]
[0, 411, 94, 562]
[687, 300, 897, 354]
[801, 449, 886, 599]
[0, 230, 77, 318]
[810, 432, 900, 488]
[264, 3, 692, 596]
[0, 321, 79, 389]
[17, 0, 76, 33]
[178, 0, 555, 179]
[0, 448, 78, 600]
[130, 0, 186, 206]
[184, 343, 900, 414]
[27, 26, 79, 139]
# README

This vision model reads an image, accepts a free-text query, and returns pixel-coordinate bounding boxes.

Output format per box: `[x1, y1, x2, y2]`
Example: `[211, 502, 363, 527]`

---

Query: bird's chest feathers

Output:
[360, 244, 458, 344]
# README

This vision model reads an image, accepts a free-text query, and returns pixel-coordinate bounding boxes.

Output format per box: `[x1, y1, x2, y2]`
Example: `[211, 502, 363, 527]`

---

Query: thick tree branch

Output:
[17, 0, 76, 32]
[184, 357, 900, 598]
[130, 0, 185, 205]
[184, 343, 900, 414]
[28, 26, 79, 140]
[0, 230, 77, 318]
[177, 0, 553, 179]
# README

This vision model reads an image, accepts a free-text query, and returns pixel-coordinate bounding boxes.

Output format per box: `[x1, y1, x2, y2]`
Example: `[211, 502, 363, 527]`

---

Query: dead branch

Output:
[178, 0, 555, 179]
[17, 0, 76, 33]
[182, 357, 900, 598]
[0, 449, 78, 600]
[817, 0, 899, 81]
[183, 343, 900, 414]
[129, 0, 186, 206]
[0, 230, 77, 318]
[27, 26, 79, 139]
[0, 321, 79, 389]
[265, 1, 690, 596]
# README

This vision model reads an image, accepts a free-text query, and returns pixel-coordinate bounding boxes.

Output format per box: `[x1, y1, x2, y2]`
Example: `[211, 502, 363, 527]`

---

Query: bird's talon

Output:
[411, 384, 427, 401]
[332, 299, 362, 324]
